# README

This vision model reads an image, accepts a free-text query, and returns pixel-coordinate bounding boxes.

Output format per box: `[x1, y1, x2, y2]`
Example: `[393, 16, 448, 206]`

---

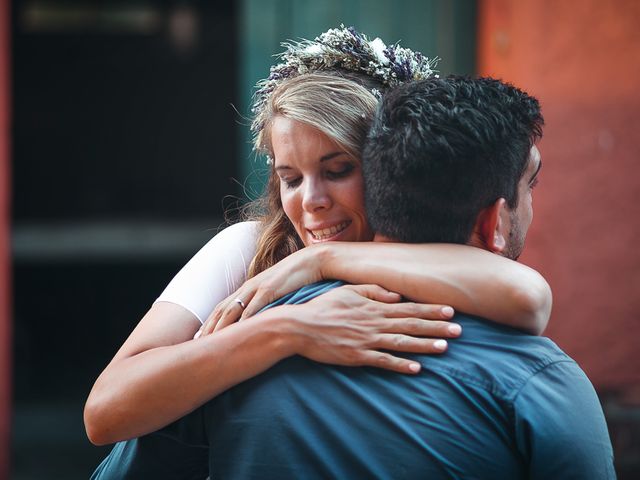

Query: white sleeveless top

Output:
[155, 221, 260, 323]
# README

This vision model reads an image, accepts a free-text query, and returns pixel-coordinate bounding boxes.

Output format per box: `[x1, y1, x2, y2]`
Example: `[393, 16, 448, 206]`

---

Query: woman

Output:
[85, 27, 551, 447]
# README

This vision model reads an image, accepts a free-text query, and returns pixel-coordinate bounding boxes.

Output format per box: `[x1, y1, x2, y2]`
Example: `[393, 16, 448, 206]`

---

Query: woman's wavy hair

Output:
[243, 72, 380, 277]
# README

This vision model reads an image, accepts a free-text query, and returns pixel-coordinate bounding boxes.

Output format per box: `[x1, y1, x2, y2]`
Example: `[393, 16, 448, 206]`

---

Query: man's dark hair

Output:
[363, 76, 544, 244]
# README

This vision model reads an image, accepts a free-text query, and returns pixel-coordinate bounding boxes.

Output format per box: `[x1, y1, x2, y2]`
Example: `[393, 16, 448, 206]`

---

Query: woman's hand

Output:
[289, 284, 460, 374]
[205, 283, 461, 374]
[198, 246, 327, 336]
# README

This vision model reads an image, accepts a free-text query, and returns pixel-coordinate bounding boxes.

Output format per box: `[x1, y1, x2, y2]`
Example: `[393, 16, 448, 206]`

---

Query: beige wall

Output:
[478, 0, 640, 395]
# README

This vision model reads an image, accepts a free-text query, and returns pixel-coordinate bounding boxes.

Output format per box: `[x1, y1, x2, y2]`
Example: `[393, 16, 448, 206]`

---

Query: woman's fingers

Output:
[208, 286, 254, 333]
[335, 285, 455, 322]
[381, 302, 455, 320]
[328, 332, 454, 375]
[373, 333, 450, 354]
[352, 351, 423, 375]
[200, 295, 239, 336]
[340, 284, 402, 303]
[199, 307, 222, 337]
[215, 310, 241, 331]
[202, 284, 265, 335]
[239, 290, 269, 320]
[213, 298, 244, 332]
[382, 318, 461, 338]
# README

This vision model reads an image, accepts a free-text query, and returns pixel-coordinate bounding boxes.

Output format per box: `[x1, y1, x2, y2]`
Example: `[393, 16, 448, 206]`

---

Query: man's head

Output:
[363, 76, 544, 259]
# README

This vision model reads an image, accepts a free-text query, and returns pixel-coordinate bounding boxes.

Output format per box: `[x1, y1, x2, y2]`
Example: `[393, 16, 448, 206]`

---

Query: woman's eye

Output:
[282, 177, 302, 189]
[530, 177, 539, 189]
[326, 164, 355, 179]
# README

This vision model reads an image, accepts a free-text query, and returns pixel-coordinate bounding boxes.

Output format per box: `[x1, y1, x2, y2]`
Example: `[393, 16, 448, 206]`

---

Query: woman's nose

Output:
[301, 180, 332, 212]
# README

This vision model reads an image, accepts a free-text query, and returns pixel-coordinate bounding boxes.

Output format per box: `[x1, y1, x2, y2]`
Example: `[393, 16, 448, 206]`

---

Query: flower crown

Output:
[251, 25, 438, 134]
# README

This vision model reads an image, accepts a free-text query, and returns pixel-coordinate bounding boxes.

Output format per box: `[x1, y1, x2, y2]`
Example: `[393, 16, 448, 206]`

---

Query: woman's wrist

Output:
[250, 305, 307, 359]
[306, 242, 340, 280]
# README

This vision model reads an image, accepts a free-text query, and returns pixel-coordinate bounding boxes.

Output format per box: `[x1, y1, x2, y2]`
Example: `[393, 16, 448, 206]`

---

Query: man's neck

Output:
[466, 233, 489, 251]
[372, 233, 395, 243]
[373, 232, 498, 257]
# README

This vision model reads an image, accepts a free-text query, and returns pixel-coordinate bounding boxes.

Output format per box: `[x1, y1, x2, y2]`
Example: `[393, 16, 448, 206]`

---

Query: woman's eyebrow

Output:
[320, 152, 348, 162]
[275, 151, 349, 171]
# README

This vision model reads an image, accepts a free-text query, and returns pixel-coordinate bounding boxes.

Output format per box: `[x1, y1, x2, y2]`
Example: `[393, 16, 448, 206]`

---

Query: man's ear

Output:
[475, 198, 509, 254]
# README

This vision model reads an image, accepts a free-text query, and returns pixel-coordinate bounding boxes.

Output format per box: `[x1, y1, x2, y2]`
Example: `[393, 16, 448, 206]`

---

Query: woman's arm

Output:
[85, 221, 260, 444]
[84, 286, 458, 445]
[318, 242, 552, 334]
[84, 223, 459, 445]
[206, 242, 551, 335]
[84, 301, 296, 445]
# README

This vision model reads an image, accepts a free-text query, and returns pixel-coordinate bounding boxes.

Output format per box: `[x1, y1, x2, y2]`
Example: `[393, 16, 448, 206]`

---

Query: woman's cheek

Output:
[281, 189, 300, 222]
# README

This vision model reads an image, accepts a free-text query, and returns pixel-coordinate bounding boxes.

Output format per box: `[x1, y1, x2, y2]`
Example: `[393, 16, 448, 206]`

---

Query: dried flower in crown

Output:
[251, 25, 438, 134]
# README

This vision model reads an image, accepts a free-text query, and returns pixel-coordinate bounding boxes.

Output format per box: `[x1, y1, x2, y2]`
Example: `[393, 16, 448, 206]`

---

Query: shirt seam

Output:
[423, 357, 576, 401]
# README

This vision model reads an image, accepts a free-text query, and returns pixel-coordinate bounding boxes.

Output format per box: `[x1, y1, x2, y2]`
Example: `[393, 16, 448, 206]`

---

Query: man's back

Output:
[204, 282, 614, 479]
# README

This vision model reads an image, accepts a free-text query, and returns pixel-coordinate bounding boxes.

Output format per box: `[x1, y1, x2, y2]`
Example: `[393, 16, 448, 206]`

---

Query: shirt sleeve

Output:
[513, 360, 616, 479]
[155, 221, 259, 323]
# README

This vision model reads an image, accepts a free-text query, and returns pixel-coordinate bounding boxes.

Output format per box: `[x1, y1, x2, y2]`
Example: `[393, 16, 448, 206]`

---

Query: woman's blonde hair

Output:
[244, 73, 379, 277]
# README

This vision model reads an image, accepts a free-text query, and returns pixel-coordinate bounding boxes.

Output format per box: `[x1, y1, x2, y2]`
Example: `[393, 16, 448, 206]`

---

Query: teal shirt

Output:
[93, 280, 615, 479]
[204, 280, 615, 479]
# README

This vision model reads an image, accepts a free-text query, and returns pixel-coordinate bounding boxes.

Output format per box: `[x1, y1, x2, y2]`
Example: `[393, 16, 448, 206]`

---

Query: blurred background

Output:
[0, 0, 638, 478]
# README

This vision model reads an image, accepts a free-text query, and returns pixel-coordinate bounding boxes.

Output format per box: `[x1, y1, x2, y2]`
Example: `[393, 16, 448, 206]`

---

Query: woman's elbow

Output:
[515, 274, 553, 335]
[84, 392, 118, 446]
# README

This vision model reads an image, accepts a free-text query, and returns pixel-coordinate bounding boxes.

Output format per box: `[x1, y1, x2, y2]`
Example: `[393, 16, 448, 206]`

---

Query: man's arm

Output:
[513, 361, 616, 479]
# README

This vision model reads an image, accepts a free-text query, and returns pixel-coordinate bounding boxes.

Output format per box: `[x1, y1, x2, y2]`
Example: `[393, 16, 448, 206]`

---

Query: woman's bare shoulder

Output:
[155, 221, 261, 322]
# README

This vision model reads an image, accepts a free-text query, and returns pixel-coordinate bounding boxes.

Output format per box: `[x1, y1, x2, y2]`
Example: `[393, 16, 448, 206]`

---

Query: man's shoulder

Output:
[264, 280, 346, 310]
[454, 314, 569, 357]
[427, 314, 577, 401]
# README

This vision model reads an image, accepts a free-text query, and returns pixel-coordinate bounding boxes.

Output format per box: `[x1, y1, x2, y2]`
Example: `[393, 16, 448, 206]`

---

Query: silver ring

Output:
[234, 298, 246, 309]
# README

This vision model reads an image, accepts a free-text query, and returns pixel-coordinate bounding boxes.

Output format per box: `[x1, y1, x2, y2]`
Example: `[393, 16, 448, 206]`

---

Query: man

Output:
[94, 76, 615, 478]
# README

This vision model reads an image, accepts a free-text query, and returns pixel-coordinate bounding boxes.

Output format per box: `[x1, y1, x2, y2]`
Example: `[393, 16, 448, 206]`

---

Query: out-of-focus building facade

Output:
[1, 0, 638, 478]
[478, 1, 640, 475]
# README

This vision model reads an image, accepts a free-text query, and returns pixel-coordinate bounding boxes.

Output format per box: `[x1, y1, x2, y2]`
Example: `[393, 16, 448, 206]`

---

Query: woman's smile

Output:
[308, 220, 352, 242]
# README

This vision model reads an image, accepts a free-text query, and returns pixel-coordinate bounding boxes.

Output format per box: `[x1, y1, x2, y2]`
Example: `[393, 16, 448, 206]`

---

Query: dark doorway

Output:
[11, 1, 239, 477]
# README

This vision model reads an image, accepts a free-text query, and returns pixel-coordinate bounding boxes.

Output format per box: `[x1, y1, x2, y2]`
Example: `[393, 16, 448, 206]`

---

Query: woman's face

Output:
[271, 116, 373, 246]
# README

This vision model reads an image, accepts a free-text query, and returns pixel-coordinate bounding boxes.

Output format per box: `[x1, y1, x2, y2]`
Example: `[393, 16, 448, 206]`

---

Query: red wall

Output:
[478, 0, 640, 396]
[0, 0, 11, 474]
